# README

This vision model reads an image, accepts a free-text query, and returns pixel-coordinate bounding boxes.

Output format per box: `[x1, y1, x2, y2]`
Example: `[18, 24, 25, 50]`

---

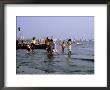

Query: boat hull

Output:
[16, 44, 47, 49]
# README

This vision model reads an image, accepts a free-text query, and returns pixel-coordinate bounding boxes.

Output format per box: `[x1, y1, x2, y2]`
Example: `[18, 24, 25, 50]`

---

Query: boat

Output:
[76, 42, 83, 45]
[16, 43, 47, 50]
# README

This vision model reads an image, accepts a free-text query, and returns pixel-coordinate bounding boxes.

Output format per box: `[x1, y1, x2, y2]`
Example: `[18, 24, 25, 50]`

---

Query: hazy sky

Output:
[16, 16, 94, 40]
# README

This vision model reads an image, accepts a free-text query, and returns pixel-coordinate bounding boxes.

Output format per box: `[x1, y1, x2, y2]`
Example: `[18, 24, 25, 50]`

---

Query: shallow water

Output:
[16, 41, 94, 74]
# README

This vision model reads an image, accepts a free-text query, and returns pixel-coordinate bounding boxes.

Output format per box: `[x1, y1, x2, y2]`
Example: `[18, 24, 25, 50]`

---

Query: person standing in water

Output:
[26, 44, 31, 53]
[45, 37, 50, 51]
[67, 39, 72, 55]
[30, 37, 37, 52]
[52, 41, 59, 55]
[49, 38, 54, 54]
[61, 41, 65, 53]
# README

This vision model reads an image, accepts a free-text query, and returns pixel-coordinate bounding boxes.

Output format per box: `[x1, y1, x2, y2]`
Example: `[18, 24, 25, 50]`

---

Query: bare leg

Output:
[70, 51, 71, 55]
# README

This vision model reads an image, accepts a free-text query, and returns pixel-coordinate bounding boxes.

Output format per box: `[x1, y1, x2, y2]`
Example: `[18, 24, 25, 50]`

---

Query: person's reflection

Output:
[67, 54, 72, 63]
[47, 53, 55, 61]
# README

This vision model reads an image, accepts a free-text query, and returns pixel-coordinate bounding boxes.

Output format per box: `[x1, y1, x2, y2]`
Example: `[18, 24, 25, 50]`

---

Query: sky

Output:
[16, 16, 94, 40]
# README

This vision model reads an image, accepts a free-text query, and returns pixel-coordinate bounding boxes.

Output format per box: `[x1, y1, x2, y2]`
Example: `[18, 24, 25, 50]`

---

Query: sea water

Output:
[16, 41, 94, 74]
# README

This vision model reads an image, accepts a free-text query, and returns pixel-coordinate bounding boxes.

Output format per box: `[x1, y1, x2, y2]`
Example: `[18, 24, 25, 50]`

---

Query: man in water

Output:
[30, 37, 37, 52]
[67, 39, 72, 55]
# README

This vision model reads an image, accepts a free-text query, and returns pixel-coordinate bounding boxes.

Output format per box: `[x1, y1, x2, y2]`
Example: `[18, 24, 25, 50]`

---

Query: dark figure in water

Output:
[30, 37, 37, 52]
[47, 52, 54, 60]
[16, 40, 19, 50]
[45, 37, 50, 51]
[47, 43, 51, 54]
[46, 38, 54, 55]
[50, 39, 54, 52]
[61, 41, 65, 53]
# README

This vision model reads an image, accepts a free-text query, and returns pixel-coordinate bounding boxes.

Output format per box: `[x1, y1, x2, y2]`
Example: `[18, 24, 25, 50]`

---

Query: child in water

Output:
[67, 39, 72, 55]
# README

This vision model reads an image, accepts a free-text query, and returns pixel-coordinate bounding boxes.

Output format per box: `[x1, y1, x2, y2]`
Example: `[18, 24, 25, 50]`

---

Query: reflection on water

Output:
[47, 54, 55, 60]
[16, 41, 94, 74]
[67, 54, 72, 63]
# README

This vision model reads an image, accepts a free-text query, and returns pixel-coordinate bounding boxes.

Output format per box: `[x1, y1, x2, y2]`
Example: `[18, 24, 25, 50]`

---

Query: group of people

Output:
[17, 36, 73, 55]
[61, 39, 72, 55]
[45, 37, 72, 55]
[45, 37, 58, 55]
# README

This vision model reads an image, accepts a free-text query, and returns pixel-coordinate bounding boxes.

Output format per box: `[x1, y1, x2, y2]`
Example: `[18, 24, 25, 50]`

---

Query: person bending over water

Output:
[67, 39, 72, 55]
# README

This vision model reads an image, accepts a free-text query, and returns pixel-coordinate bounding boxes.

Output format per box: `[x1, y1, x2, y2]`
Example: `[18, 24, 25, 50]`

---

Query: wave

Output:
[73, 58, 94, 62]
